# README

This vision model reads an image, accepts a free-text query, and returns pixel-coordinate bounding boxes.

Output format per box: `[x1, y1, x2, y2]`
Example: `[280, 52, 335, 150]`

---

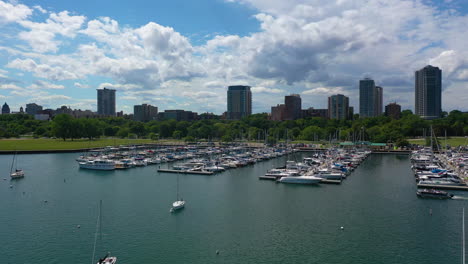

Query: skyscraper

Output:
[328, 94, 350, 120]
[284, 94, 302, 120]
[359, 78, 375, 118]
[227, 85, 252, 120]
[2, 102, 10, 114]
[97, 88, 116, 116]
[134, 104, 158, 122]
[415, 65, 442, 120]
[375, 86, 383, 116]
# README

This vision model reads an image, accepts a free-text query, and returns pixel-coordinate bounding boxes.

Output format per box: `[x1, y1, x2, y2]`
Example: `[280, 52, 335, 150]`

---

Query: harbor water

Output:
[0, 152, 466, 263]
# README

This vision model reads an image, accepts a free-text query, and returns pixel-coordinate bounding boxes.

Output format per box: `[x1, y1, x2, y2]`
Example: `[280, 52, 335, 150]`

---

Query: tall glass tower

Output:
[97, 88, 116, 116]
[415, 65, 442, 120]
[227, 85, 252, 120]
[359, 78, 375, 118]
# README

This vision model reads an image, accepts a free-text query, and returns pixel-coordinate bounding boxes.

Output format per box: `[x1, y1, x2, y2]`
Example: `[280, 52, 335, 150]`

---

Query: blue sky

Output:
[1, 0, 468, 114]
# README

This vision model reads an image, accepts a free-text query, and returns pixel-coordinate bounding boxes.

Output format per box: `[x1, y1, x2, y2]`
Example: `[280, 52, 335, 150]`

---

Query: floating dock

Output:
[258, 175, 280, 180]
[157, 169, 214, 175]
[417, 183, 468, 191]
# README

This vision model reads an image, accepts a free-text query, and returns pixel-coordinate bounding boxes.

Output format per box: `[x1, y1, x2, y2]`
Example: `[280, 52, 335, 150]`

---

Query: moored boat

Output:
[416, 189, 453, 199]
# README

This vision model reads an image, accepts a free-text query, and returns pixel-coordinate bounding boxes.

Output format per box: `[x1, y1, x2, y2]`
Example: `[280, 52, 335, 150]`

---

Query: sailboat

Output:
[10, 150, 24, 179]
[170, 173, 185, 212]
[92, 200, 117, 264]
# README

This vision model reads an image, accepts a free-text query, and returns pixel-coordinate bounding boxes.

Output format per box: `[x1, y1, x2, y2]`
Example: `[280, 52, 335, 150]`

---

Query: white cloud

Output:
[0, 83, 23, 90]
[251, 86, 283, 93]
[98, 82, 142, 91]
[28, 80, 65, 90]
[18, 11, 86, 52]
[33, 5, 47, 14]
[74, 82, 90, 89]
[302, 87, 347, 95]
[0, 1, 32, 24]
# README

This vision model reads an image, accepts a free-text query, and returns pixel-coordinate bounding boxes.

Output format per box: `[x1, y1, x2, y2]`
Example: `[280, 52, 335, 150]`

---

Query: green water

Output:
[0, 153, 466, 263]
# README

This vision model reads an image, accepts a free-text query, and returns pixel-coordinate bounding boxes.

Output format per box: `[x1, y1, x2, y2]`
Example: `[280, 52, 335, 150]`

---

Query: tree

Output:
[299, 126, 323, 141]
[81, 119, 101, 140]
[51, 114, 73, 141]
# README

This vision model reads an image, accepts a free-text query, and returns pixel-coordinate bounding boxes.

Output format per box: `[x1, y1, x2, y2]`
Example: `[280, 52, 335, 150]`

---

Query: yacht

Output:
[416, 189, 453, 199]
[278, 175, 322, 185]
[79, 160, 115, 170]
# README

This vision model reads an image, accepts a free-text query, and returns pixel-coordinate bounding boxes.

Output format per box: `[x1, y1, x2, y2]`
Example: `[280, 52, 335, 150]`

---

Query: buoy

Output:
[429, 208, 432, 216]
[9, 185, 13, 188]
[216, 250, 220, 255]
[340, 226, 344, 230]
[77, 225, 81, 228]
[44, 200, 48, 203]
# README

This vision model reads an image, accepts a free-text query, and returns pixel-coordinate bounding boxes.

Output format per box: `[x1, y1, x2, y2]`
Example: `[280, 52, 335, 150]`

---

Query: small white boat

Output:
[171, 173, 185, 212]
[278, 176, 322, 184]
[171, 200, 185, 212]
[10, 150, 24, 179]
[11, 169, 25, 179]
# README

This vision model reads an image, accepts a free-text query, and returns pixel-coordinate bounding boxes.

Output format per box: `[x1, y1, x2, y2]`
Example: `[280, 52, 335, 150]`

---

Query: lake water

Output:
[0, 152, 466, 264]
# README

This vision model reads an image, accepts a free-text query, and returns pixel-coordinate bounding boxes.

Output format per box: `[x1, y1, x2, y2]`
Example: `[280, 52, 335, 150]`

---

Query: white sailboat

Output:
[170, 173, 185, 212]
[92, 200, 117, 264]
[10, 150, 24, 179]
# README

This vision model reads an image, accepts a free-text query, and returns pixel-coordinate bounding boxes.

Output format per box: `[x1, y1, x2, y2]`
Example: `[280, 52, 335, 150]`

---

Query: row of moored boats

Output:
[261, 149, 371, 185]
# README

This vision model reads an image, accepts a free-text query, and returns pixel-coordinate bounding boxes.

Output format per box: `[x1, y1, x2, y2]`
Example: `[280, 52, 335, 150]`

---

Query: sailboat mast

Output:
[91, 201, 101, 264]
[10, 150, 16, 175]
[463, 207, 465, 264]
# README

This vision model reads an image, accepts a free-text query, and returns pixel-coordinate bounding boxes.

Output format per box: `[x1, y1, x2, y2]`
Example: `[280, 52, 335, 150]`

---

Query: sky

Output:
[1, 0, 468, 114]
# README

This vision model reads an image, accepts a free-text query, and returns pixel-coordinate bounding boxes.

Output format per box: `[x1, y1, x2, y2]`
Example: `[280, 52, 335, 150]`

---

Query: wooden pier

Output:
[157, 169, 214, 175]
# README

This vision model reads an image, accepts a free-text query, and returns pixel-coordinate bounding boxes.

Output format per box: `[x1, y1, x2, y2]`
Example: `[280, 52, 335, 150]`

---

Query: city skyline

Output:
[1, 1, 468, 114]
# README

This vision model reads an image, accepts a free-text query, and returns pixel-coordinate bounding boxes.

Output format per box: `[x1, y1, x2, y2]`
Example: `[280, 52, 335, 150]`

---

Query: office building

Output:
[271, 104, 286, 121]
[158, 110, 198, 121]
[284, 94, 302, 120]
[134, 104, 158, 122]
[302, 108, 328, 119]
[2, 102, 10, 114]
[25, 103, 43, 115]
[227, 85, 252, 120]
[97, 87, 116, 116]
[385, 103, 401, 119]
[375, 86, 383, 116]
[415, 65, 442, 119]
[359, 78, 375, 118]
[328, 94, 350, 120]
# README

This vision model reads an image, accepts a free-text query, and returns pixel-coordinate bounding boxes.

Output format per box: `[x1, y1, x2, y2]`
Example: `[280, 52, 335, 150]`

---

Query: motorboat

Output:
[278, 175, 322, 184]
[416, 189, 453, 199]
[79, 159, 115, 170]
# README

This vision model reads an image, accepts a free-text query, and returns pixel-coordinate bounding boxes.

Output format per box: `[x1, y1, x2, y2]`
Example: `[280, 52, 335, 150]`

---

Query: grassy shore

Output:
[408, 137, 468, 147]
[0, 138, 160, 151]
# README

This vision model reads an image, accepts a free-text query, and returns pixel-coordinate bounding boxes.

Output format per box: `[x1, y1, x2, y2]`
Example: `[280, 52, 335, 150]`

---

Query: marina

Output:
[1, 150, 467, 264]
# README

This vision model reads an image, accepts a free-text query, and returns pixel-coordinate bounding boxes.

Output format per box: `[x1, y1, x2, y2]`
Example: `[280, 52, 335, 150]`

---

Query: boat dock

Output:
[417, 183, 468, 191]
[157, 169, 214, 175]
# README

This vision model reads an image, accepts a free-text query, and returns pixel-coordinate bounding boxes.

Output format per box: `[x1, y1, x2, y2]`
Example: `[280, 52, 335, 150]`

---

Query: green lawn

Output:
[0, 138, 158, 151]
[408, 137, 468, 147]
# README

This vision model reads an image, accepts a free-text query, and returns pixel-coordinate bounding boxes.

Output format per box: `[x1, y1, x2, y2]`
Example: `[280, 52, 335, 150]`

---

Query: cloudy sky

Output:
[1, 0, 468, 114]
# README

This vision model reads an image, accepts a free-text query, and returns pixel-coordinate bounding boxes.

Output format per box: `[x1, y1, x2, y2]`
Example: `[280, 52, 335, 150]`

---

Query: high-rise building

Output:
[284, 94, 302, 120]
[2, 102, 10, 114]
[328, 94, 350, 120]
[134, 104, 158, 122]
[415, 65, 442, 120]
[359, 78, 375, 118]
[385, 103, 401, 119]
[271, 104, 286, 121]
[302, 108, 328, 119]
[375, 86, 383, 116]
[97, 87, 116, 116]
[227, 85, 252, 120]
[25, 103, 43, 115]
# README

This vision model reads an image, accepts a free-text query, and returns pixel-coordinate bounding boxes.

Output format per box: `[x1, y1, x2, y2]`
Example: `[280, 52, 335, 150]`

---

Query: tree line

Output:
[1, 110, 468, 145]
